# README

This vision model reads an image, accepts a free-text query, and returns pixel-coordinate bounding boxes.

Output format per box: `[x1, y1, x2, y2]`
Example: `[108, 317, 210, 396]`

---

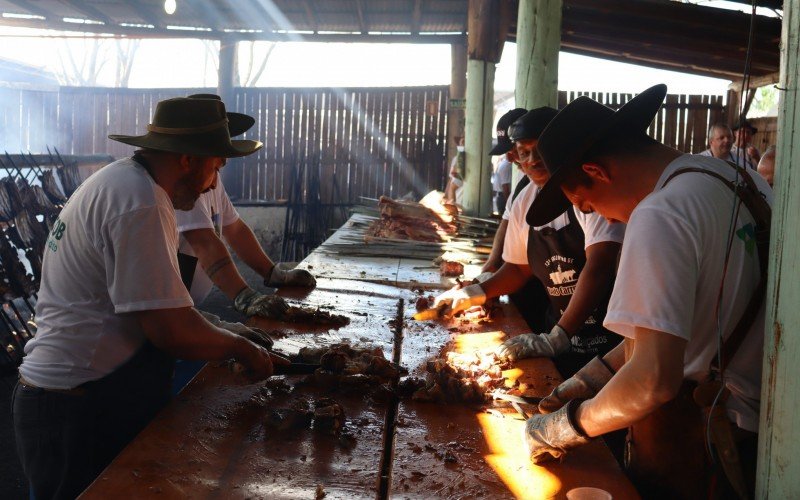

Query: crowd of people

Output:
[11, 86, 776, 499]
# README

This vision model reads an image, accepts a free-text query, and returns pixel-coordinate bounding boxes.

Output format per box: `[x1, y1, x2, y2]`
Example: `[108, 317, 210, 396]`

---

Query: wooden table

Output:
[81, 219, 639, 499]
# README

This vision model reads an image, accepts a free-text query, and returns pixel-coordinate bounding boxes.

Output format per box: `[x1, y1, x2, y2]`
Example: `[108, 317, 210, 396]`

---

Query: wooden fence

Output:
[0, 86, 450, 203]
[2, 86, 738, 203]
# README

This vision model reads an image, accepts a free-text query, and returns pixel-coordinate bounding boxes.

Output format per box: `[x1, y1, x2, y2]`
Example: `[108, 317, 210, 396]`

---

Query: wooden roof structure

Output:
[0, 0, 782, 81]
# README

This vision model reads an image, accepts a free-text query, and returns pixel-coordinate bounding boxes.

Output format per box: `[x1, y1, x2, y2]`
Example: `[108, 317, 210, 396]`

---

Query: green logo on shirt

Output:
[736, 223, 756, 256]
[46, 217, 67, 252]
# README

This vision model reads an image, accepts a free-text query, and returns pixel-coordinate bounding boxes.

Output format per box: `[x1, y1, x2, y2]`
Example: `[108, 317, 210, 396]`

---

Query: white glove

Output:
[474, 272, 494, 284]
[433, 284, 486, 316]
[538, 356, 615, 414]
[198, 310, 274, 350]
[266, 262, 316, 288]
[495, 325, 571, 361]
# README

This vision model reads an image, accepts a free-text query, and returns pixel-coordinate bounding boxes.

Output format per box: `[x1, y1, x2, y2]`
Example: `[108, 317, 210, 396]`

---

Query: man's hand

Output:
[495, 325, 571, 362]
[234, 339, 290, 382]
[538, 356, 615, 414]
[198, 310, 275, 350]
[266, 262, 316, 288]
[433, 283, 486, 316]
[524, 400, 591, 464]
[234, 287, 289, 319]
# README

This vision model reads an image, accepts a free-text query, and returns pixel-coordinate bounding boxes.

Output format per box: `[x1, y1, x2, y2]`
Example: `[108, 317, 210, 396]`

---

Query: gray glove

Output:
[233, 287, 289, 319]
[538, 356, 614, 414]
[474, 271, 494, 284]
[266, 263, 316, 288]
[198, 310, 274, 350]
[524, 399, 591, 464]
[495, 325, 571, 361]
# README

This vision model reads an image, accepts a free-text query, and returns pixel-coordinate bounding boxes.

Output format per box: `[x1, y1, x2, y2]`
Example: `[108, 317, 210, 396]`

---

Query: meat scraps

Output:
[407, 349, 508, 404]
[365, 196, 458, 242]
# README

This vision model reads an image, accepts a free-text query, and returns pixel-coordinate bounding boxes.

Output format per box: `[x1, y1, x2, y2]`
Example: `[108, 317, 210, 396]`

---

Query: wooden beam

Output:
[61, 0, 114, 25]
[729, 71, 782, 91]
[182, 0, 225, 32]
[5, 0, 50, 18]
[355, 0, 367, 33]
[758, 0, 800, 496]
[128, 2, 165, 29]
[516, 0, 561, 108]
[303, 0, 318, 33]
[411, 0, 423, 35]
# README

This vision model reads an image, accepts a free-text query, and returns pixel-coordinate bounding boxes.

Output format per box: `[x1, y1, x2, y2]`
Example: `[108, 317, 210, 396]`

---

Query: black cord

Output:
[705, 0, 759, 461]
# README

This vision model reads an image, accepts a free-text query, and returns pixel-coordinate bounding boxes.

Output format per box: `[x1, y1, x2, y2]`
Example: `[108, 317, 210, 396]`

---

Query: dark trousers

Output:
[12, 342, 173, 500]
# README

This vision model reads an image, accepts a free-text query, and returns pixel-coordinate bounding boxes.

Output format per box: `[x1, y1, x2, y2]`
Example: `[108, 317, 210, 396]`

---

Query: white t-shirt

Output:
[502, 182, 626, 265]
[698, 148, 755, 170]
[604, 153, 771, 432]
[21, 159, 193, 389]
[492, 158, 513, 192]
[175, 182, 240, 304]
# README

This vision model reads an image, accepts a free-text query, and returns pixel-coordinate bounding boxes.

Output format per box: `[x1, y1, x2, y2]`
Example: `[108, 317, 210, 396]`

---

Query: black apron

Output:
[507, 176, 549, 332]
[527, 206, 620, 377]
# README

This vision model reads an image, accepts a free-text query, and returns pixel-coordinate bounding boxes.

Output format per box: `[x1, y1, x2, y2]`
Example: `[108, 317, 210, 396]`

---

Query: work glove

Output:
[234, 287, 289, 319]
[474, 271, 494, 284]
[495, 325, 571, 362]
[524, 399, 591, 464]
[433, 283, 486, 316]
[198, 310, 274, 350]
[265, 262, 316, 288]
[538, 356, 615, 414]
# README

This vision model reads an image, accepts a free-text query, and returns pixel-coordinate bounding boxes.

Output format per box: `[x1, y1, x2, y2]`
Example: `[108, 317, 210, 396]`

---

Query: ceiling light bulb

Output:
[164, 0, 176, 15]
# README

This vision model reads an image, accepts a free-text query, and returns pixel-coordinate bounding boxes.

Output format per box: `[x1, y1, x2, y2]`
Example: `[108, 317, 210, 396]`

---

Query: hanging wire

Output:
[704, 0, 759, 462]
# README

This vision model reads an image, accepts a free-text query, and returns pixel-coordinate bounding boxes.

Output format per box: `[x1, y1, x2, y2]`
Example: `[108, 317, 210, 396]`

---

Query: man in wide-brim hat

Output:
[174, 95, 316, 345]
[13, 96, 289, 499]
[521, 84, 770, 498]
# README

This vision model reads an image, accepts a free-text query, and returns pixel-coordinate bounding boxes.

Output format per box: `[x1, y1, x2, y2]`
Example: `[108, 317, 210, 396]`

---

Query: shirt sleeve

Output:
[174, 192, 214, 232]
[217, 184, 240, 227]
[498, 161, 512, 185]
[575, 209, 626, 248]
[501, 188, 530, 265]
[603, 206, 700, 341]
[103, 204, 193, 313]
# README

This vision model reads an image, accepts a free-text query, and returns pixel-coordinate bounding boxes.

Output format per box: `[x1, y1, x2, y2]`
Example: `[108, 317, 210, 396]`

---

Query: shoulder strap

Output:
[663, 162, 771, 372]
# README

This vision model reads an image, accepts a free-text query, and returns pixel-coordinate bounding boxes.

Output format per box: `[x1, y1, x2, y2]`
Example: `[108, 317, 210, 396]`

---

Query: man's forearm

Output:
[557, 242, 619, 335]
[480, 262, 533, 299]
[482, 219, 509, 272]
[183, 228, 250, 300]
[576, 328, 686, 437]
[223, 219, 275, 279]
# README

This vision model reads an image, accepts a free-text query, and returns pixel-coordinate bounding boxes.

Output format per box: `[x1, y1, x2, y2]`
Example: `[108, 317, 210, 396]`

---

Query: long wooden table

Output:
[81, 220, 639, 499]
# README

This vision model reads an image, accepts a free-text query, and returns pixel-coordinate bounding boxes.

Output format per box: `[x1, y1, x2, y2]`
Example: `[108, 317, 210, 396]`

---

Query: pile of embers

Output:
[399, 349, 508, 404]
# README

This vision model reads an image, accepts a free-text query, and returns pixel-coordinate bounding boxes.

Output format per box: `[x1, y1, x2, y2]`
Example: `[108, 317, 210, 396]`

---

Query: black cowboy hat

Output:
[489, 108, 527, 155]
[187, 93, 255, 137]
[526, 84, 667, 227]
[109, 97, 262, 158]
[508, 106, 559, 142]
[733, 119, 758, 133]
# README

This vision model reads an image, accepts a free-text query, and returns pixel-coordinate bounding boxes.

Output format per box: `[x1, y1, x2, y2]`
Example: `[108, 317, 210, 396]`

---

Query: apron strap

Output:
[662, 162, 771, 373]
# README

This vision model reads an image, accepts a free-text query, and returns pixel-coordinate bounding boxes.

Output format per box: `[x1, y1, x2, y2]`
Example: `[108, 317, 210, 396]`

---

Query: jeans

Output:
[13, 342, 173, 500]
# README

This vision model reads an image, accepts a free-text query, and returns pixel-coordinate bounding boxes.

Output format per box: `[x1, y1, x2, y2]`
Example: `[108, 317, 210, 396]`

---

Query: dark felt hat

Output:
[489, 108, 527, 155]
[187, 93, 255, 137]
[109, 97, 262, 158]
[733, 119, 758, 133]
[508, 107, 559, 142]
[526, 84, 667, 227]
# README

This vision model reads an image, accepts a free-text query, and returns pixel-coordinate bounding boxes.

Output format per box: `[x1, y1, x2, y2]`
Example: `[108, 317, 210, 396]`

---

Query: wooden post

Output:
[446, 40, 467, 174]
[217, 36, 240, 195]
[757, 1, 800, 497]
[462, 0, 512, 216]
[512, 0, 561, 187]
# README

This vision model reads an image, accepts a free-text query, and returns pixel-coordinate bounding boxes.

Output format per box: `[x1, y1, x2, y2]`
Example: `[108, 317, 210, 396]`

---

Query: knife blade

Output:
[413, 302, 448, 321]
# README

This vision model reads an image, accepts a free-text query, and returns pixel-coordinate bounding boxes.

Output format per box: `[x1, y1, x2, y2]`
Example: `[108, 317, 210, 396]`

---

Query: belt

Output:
[18, 375, 87, 396]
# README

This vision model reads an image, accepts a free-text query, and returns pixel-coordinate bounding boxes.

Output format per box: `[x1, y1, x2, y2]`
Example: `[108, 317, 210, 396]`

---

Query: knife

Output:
[413, 302, 449, 321]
